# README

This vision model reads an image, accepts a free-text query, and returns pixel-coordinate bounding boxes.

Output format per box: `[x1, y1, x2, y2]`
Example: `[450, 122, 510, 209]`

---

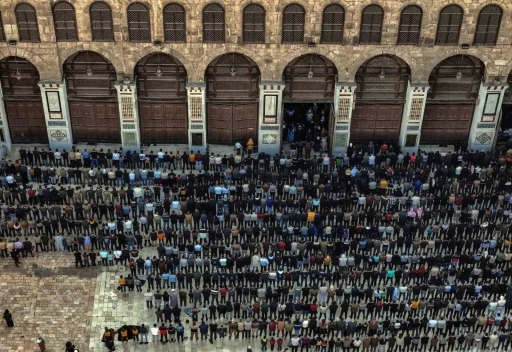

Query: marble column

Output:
[114, 81, 141, 153]
[186, 82, 207, 154]
[258, 81, 285, 156]
[332, 82, 357, 155]
[0, 84, 12, 154]
[38, 81, 73, 151]
[398, 82, 430, 153]
[467, 82, 509, 152]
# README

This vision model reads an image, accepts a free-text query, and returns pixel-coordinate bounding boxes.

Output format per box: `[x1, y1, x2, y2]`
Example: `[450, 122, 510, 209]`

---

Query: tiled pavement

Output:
[0, 246, 258, 352]
[0, 252, 97, 352]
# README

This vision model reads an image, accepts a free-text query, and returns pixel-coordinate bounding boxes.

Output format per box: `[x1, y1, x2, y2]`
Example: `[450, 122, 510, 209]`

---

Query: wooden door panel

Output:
[421, 104, 473, 144]
[5, 101, 48, 143]
[350, 104, 402, 143]
[208, 103, 258, 145]
[70, 101, 121, 143]
[207, 103, 232, 144]
[233, 103, 258, 143]
[139, 103, 188, 143]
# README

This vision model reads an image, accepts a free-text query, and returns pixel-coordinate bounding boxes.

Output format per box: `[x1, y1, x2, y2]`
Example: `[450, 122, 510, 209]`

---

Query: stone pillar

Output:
[258, 81, 285, 156]
[332, 82, 357, 155]
[398, 82, 430, 153]
[186, 82, 207, 154]
[114, 81, 141, 154]
[0, 84, 12, 154]
[38, 81, 73, 151]
[467, 82, 509, 152]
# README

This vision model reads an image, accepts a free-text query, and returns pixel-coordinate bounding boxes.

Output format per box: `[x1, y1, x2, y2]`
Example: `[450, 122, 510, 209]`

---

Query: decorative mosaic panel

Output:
[48, 120, 67, 127]
[336, 125, 349, 131]
[262, 134, 277, 144]
[190, 124, 203, 130]
[49, 129, 68, 142]
[122, 124, 136, 130]
[121, 96, 134, 121]
[333, 133, 348, 147]
[409, 97, 424, 122]
[407, 125, 420, 131]
[337, 97, 351, 122]
[123, 131, 138, 146]
[475, 132, 493, 145]
[477, 123, 496, 129]
[189, 96, 203, 121]
[260, 125, 280, 130]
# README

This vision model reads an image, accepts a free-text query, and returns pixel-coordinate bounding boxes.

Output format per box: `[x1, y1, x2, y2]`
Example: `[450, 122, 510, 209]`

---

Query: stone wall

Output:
[0, 0, 511, 83]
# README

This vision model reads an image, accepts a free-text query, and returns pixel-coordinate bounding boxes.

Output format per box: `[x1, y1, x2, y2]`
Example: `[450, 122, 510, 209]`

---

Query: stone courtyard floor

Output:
[0, 246, 256, 352]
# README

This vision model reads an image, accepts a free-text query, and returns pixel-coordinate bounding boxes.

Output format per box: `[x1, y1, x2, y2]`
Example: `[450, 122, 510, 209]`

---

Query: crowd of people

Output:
[283, 103, 330, 153]
[3, 143, 512, 352]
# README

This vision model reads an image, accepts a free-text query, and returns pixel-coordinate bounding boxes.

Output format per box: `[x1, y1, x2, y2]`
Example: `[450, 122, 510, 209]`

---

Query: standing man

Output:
[74, 250, 83, 268]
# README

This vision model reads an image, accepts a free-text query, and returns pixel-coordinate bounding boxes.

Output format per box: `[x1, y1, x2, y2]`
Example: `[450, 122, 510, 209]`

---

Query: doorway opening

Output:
[498, 104, 512, 144]
[282, 102, 330, 152]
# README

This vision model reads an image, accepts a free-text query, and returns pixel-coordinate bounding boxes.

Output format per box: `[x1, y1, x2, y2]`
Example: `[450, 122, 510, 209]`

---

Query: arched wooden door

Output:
[421, 55, 483, 144]
[283, 54, 337, 102]
[352, 54, 410, 143]
[205, 53, 260, 145]
[63, 51, 121, 143]
[0, 57, 48, 143]
[136, 52, 188, 143]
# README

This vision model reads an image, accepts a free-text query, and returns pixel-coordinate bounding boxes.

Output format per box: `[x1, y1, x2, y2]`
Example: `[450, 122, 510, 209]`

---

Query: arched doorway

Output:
[282, 54, 337, 149]
[353, 54, 410, 143]
[205, 53, 260, 144]
[63, 51, 121, 143]
[135, 52, 188, 143]
[421, 55, 484, 144]
[0, 56, 48, 143]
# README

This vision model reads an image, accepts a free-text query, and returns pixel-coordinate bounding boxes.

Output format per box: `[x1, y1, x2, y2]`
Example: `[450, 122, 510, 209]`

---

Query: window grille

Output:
[397, 5, 422, 45]
[128, 3, 151, 42]
[90, 2, 114, 41]
[435, 5, 463, 45]
[321, 4, 344, 44]
[360, 5, 383, 44]
[282, 4, 305, 43]
[53, 2, 78, 41]
[163, 3, 186, 42]
[0, 12, 5, 41]
[15, 3, 40, 42]
[474, 5, 502, 45]
[243, 4, 265, 43]
[203, 4, 225, 43]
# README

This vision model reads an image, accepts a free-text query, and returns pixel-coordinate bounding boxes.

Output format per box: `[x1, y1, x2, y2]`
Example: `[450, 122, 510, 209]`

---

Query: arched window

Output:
[90, 2, 114, 41]
[243, 4, 265, 43]
[282, 4, 305, 43]
[474, 5, 502, 45]
[0, 12, 5, 41]
[53, 2, 78, 41]
[397, 5, 422, 45]
[127, 3, 151, 42]
[203, 3, 225, 43]
[15, 3, 40, 42]
[163, 3, 186, 42]
[321, 4, 344, 44]
[359, 5, 383, 44]
[435, 5, 463, 45]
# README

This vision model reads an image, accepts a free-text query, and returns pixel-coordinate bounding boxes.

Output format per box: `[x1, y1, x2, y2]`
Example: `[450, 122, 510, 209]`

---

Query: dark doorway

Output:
[282, 103, 330, 151]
